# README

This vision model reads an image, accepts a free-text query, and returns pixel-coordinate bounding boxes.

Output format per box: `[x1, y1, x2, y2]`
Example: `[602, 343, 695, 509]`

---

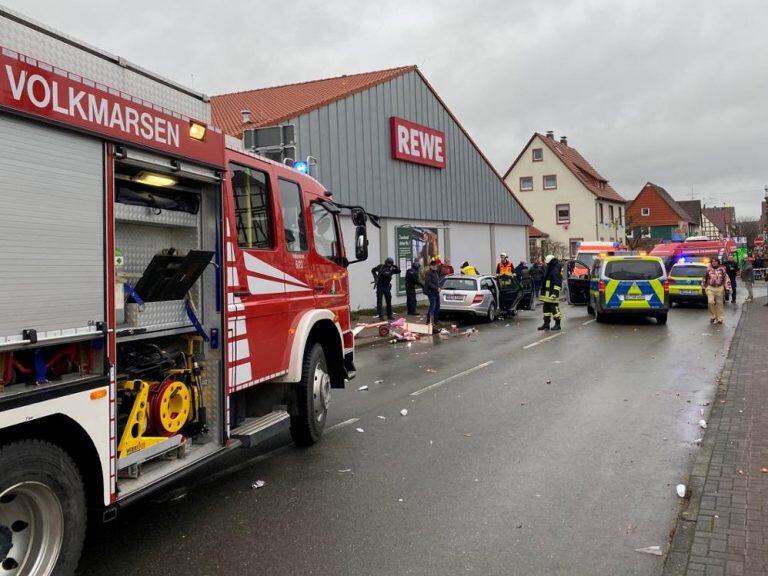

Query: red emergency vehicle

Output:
[0, 10, 373, 574]
[649, 237, 737, 269]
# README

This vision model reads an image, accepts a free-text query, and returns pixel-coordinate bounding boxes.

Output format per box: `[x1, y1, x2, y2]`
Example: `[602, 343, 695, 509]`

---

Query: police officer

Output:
[405, 261, 423, 316]
[538, 254, 563, 331]
[371, 257, 401, 320]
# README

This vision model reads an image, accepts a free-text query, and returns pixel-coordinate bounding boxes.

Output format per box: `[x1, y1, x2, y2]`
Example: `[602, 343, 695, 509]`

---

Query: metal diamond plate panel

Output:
[115, 203, 199, 229]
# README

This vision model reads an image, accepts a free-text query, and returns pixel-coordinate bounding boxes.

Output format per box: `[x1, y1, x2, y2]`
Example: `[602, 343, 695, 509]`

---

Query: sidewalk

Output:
[664, 297, 768, 576]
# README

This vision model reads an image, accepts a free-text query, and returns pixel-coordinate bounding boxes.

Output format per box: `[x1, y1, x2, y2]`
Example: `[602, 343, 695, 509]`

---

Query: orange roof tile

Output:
[528, 225, 549, 238]
[211, 66, 416, 137]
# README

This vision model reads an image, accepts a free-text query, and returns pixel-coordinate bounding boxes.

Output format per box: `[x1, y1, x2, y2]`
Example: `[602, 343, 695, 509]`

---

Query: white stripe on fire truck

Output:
[227, 318, 247, 335]
[227, 266, 238, 286]
[243, 252, 309, 288]
[232, 363, 253, 386]
[228, 338, 250, 361]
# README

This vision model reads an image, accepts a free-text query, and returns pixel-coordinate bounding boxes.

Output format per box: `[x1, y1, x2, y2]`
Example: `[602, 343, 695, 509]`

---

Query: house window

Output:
[609, 205, 615, 223]
[556, 203, 570, 224]
[532, 148, 543, 162]
[569, 238, 583, 257]
[641, 207, 650, 216]
[543, 174, 557, 190]
[520, 176, 533, 191]
[599, 203, 604, 223]
[618, 206, 623, 225]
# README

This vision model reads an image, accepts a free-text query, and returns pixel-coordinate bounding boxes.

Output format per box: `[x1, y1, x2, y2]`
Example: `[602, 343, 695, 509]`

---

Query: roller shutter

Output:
[0, 113, 104, 344]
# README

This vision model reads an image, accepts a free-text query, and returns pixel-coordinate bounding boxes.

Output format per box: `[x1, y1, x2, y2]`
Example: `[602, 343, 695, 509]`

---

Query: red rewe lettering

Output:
[390, 116, 446, 169]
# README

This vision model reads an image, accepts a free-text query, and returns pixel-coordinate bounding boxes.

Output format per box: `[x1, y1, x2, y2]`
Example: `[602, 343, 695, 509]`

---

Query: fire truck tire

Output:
[0, 440, 86, 576]
[290, 343, 330, 447]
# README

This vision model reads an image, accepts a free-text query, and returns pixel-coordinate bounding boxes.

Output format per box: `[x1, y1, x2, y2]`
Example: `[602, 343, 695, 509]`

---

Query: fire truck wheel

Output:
[0, 440, 86, 576]
[291, 343, 330, 447]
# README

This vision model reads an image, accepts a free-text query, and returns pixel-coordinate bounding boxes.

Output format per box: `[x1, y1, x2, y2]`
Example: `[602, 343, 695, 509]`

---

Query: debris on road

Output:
[355, 427, 365, 433]
[425, 368, 437, 373]
[400, 409, 408, 416]
[545, 379, 551, 384]
[761, 467, 768, 474]
[676, 484, 687, 498]
[377, 415, 386, 420]
[337, 469, 353, 473]
[358, 385, 369, 391]
[738, 469, 745, 475]
[463, 433, 473, 437]
[698, 419, 707, 429]
[635, 545, 663, 556]
[251, 480, 266, 489]
[374, 379, 384, 384]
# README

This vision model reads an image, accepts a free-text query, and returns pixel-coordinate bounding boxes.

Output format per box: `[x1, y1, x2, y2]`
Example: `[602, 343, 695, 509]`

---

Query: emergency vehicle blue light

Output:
[677, 257, 686, 264]
[293, 161, 309, 174]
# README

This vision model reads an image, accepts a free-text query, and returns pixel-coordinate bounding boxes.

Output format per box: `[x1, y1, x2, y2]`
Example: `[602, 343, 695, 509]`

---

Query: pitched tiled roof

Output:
[528, 225, 549, 238]
[703, 207, 736, 235]
[504, 134, 627, 203]
[646, 182, 695, 222]
[678, 200, 702, 225]
[211, 66, 416, 137]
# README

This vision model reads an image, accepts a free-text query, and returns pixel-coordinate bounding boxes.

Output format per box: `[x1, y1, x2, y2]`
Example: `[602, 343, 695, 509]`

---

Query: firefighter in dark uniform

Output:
[538, 254, 563, 331]
[371, 257, 401, 320]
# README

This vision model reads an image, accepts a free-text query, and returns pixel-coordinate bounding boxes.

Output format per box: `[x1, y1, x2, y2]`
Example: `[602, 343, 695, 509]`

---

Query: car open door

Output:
[566, 259, 590, 305]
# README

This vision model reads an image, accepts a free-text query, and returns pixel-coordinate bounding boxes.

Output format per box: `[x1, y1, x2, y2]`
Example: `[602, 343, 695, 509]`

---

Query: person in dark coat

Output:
[514, 261, 527, 279]
[724, 255, 739, 303]
[423, 259, 441, 326]
[538, 255, 563, 331]
[404, 261, 423, 316]
[529, 259, 545, 296]
[371, 257, 401, 320]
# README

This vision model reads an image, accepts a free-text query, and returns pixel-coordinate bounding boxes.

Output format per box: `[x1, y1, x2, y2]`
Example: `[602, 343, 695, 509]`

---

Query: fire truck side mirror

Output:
[355, 226, 368, 261]
[351, 208, 367, 227]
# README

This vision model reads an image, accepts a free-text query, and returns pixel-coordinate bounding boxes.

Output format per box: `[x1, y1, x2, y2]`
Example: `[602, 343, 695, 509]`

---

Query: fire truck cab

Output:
[0, 8, 371, 574]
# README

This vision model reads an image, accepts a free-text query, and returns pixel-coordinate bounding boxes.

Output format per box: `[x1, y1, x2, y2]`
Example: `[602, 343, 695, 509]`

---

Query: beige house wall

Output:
[504, 135, 626, 253]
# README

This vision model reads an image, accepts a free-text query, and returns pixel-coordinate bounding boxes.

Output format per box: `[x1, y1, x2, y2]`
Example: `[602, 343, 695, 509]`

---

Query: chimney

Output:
[560, 136, 568, 146]
[545, 130, 554, 139]
[241, 109, 251, 124]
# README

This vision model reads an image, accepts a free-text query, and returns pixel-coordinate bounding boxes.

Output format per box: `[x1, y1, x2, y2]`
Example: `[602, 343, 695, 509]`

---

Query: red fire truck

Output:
[0, 9, 373, 574]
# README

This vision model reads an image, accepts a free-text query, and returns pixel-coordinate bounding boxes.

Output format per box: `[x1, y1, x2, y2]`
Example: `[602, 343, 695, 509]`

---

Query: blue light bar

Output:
[293, 161, 309, 174]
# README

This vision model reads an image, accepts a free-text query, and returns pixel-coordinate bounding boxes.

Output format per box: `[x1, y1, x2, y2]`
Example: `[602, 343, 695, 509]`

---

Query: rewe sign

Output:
[390, 117, 445, 169]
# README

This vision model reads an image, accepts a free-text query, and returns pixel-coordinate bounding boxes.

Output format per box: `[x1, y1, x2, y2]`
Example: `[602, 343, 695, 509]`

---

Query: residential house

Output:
[503, 132, 627, 257]
[678, 200, 702, 236]
[625, 182, 696, 241]
[528, 226, 549, 260]
[702, 206, 736, 238]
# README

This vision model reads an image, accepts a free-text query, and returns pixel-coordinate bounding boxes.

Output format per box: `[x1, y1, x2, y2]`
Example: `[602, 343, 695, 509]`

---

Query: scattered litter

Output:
[699, 402, 710, 407]
[635, 546, 663, 556]
[391, 317, 406, 328]
[429, 440, 433, 445]
[407, 342, 412, 348]
[761, 467, 768, 474]
[463, 328, 479, 336]
[425, 368, 437, 373]
[398, 498, 403, 502]
[439, 328, 450, 336]
[473, 478, 479, 482]
[693, 438, 702, 444]
[337, 469, 353, 473]
[738, 469, 745, 475]
[505, 323, 511, 327]
[377, 415, 386, 420]
[358, 385, 369, 391]
[701, 333, 711, 336]
[663, 437, 667, 441]
[251, 480, 266, 489]
[676, 484, 687, 498]
[552, 360, 562, 364]
[400, 409, 408, 416]
[374, 379, 384, 384]
[545, 379, 551, 384]
[463, 433, 473, 437]
[520, 402, 526, 406]
[700, 408, 705, 416]
[698, 419, 707, 429]
[355, 427, 365, 433]
[516, 523, 523, 529]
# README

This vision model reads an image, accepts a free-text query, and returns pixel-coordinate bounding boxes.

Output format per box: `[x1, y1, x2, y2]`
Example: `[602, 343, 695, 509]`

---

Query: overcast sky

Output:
[5, 0, 766, 218]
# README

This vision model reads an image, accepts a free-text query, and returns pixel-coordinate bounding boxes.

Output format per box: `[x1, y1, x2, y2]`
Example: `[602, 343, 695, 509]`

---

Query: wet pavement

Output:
[78, 299, 743, 576]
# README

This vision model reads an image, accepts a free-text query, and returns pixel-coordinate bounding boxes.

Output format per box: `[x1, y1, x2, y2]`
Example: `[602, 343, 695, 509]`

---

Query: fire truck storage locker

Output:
[0, 113, 104, 348]
[112, 147, 224, 496]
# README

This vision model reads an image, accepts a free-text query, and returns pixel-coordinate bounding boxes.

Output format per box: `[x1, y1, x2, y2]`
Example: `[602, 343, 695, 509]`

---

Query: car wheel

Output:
[595, 311, 606, 323]
[290, 343, 329, 447]
[0, 440, 86, 576]
[486, 303, 497, 322]
[657, 313, 668, 325]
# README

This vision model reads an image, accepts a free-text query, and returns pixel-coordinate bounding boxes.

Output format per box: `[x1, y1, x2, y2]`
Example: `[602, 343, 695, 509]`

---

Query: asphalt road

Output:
[78, 299, 742, 576]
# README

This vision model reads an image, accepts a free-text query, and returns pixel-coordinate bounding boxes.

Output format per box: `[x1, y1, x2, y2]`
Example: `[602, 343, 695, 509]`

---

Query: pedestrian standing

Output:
[724, 255, 739, 303]
[702, 256, 731, 324]
[371, 257, 401, 320]
[424, 259, 441, 326]
[741, 256, 754, 302]
[529, 259, 545, 296]
[514, 260, 527, 279]
[405, 261, 423, 316]
[538, 255, 563, 331]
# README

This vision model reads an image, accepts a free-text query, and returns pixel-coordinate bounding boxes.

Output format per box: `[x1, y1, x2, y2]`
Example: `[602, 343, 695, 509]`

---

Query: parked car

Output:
[439, 274, 533, 321]
[667, 260, 708, 306]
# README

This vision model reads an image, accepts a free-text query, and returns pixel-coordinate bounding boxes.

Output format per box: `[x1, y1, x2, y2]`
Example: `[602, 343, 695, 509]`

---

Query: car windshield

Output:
[575, 253, 596, 270]
[671, 265, 707, 278]
[604, 260, 663, 280]
[441, 278, 478, 291]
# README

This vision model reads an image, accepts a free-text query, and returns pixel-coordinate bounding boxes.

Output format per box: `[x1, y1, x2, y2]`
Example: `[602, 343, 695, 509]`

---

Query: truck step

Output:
[231, 410, 291, 448]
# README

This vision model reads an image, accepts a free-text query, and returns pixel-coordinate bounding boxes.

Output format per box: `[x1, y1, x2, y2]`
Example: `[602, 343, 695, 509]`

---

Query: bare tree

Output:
[734, 218, 761, 247]
[540, 239, 569, 260]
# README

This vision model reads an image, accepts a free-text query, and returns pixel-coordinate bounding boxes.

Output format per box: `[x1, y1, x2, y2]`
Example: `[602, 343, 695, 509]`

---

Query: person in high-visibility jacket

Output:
[538, 254, 563, 331]
[461, 260, 479, 275]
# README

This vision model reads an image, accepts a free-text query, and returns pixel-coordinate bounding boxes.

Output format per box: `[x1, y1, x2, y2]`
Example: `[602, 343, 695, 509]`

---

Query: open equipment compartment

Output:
[112, 149, 225, 497]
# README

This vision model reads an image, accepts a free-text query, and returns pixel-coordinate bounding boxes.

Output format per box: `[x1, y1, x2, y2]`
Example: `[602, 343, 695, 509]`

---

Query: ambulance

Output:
[0, 8, 375, 574]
